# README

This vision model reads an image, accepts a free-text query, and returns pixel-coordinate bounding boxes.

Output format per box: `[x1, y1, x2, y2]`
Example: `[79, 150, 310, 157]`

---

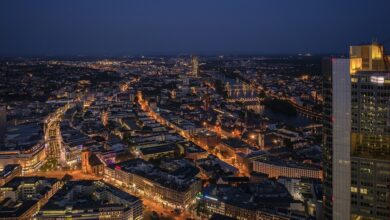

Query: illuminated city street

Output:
[0, 1, 389, 220]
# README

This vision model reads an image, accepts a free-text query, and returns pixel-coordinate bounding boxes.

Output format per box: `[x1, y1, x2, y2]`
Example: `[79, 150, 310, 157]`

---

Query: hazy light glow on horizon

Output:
[0, 0, 389, 56]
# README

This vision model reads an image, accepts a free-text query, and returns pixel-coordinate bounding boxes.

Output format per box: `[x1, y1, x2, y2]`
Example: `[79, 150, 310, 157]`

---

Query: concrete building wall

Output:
[331, 59, 351, 220]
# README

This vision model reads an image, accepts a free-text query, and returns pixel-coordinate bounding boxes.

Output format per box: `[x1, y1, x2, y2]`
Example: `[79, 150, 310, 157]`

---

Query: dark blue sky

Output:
[1, 0, 389, 56]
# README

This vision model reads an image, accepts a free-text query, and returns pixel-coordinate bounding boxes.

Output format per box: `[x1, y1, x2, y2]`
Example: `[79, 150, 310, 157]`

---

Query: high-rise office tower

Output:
[350, 71, 390, 219]
[349, 44, 390, 220]
[322, 58, 352, 220]
[323, 43, 390, 220]
[191, 56, 199, 77]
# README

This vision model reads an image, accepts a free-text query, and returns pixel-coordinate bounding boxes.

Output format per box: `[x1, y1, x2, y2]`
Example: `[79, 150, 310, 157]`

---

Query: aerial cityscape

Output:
[0, 1, 389, 220]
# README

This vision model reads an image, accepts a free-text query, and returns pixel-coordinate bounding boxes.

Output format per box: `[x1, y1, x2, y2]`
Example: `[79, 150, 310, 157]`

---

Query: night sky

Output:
[1, 0, 390, 56]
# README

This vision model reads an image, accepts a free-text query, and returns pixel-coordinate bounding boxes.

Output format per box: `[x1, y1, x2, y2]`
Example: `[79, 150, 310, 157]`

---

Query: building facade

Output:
[0, 123, 47, 174]
[252, 158, 322, 180]
[35, 180, 143, 220]
[197, 191, 290, 220]
[0, 164, 21, 187]
[0, 177, 62, 220]
[0, 142, 46, 174]
[323, 43, 390, 220]
[104, 159, 201, 210]
[350, 71, 390, 219]
[191, 56, 199, 77]
[322, 58, 352, 220]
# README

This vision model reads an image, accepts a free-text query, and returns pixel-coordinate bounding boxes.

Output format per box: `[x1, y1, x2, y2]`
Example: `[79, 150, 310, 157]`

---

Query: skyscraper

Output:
[191, 56, 199, 77]
[323, 43, 390, 220]
[322, 58, 352, 220]
[349, 44, 390, 220]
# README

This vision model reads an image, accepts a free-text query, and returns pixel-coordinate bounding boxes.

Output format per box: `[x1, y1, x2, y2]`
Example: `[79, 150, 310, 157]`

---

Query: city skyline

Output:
[0, 1, 389, 220]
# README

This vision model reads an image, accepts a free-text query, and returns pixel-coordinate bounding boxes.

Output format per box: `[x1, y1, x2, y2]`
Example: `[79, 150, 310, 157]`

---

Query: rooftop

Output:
[202, 180, 293, 211]
[255, 156, 321, 171]
[0, 164, 20, 179]
[1, 176, 58, 191]
[110, 158, 200, 192]
[0, 176, 59, 218]
[41, 180, 140, 211]
[139, 143, 175, 155]
[3, 123, 43, 151]
[222, 138, 251, 149]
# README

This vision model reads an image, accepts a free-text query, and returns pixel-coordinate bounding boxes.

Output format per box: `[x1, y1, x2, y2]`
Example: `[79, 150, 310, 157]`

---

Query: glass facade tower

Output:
[323, 44, 390, 220]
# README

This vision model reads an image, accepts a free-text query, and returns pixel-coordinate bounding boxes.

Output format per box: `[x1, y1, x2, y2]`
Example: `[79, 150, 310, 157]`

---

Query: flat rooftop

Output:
[255, 156, 321, 171]
[3, 123, 43, 151]
[110, 158, 200, 192]
[0, 176, 59, 218]
[41, 180, 140, 211]
[222, 138, 251, 149]
[1, 176, 58, 191]
[0, 164, 20, 179]
[139, 143, 175, 155]
[202, 181, 293, 211]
